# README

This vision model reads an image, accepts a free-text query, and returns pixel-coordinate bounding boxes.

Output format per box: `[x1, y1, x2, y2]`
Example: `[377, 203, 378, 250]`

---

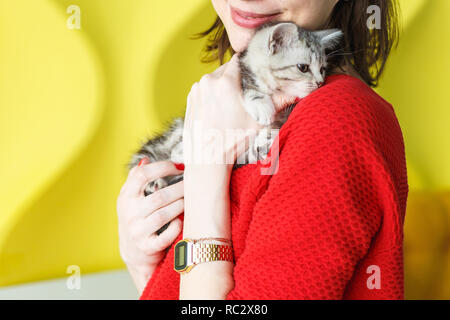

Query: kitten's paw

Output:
[254, 128, 275, 159]
[244, 96, 276, 126]
[144, 178, 169, 196]
[255, 128, 272, 146]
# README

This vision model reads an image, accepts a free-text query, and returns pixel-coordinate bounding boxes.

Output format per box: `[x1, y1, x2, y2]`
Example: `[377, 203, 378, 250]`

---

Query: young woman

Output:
[116, 0, 408, 299]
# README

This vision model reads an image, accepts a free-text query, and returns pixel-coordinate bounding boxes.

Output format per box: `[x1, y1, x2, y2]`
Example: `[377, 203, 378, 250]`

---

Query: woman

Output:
[116, 0, 408, 299]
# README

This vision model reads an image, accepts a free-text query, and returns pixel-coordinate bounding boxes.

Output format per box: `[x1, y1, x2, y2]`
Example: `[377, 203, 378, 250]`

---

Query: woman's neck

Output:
[330, 63, 365, 84]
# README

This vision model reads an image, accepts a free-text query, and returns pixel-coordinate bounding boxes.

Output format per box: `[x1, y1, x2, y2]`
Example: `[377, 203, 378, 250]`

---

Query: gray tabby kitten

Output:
[128, 22, 342, 234]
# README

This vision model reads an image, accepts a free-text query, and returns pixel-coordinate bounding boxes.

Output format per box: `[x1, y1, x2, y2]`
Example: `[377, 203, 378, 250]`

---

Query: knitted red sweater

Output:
[140, 74, 409, 300]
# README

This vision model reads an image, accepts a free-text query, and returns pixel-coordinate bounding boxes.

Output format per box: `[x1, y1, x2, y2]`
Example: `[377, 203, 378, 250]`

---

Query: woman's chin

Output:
[228, 28, 254, 53]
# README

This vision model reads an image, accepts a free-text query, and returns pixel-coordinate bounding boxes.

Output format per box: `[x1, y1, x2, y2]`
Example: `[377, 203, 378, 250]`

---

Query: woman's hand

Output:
[183, 54, 297, 166]
[116, 158, 185, 294]
[184, 54, 263, 166]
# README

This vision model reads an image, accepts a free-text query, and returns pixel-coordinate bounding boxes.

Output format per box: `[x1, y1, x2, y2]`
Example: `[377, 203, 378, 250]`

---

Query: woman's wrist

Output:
[184, 162, 233, 177]
[183, 163, 233, 239]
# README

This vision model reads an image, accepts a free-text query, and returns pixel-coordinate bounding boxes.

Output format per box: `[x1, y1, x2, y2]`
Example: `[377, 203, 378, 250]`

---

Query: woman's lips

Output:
[230, 6, 281, 29]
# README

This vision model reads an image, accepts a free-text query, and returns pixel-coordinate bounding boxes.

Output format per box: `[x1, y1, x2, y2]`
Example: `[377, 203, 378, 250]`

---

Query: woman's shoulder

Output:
[281, 73, 403, 147]
[269, 73, 408, 217]
[310, 73, 392, 108]
[275, 73, 408, 187]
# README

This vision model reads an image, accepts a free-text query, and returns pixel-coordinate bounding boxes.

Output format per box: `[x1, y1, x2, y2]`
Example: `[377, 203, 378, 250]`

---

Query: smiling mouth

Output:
[230, 6, 281, 29]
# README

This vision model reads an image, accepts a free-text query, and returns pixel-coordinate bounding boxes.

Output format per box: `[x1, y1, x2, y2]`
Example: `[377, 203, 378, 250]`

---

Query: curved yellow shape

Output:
[0, 0, 103, 285]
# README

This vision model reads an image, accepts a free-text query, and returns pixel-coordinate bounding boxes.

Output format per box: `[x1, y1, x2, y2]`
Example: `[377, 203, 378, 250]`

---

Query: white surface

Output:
[0, 269, 139, 300]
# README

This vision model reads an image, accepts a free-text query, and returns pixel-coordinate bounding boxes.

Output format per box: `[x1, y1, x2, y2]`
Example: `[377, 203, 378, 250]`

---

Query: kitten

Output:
[128, 22, 342, 234]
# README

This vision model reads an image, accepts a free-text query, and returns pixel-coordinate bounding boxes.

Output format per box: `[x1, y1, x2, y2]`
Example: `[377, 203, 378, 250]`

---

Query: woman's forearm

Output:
[127, 263, 155, 296]
[180, 164, 235, 299]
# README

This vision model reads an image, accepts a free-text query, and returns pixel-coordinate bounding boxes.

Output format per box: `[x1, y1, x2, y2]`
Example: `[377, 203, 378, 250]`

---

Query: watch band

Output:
[193, 237, 232, 246]
[192, 242, 234, 264]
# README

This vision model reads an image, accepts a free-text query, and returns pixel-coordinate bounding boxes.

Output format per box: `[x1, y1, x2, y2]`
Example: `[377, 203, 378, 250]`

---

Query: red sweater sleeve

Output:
[226, 88, 392, 299]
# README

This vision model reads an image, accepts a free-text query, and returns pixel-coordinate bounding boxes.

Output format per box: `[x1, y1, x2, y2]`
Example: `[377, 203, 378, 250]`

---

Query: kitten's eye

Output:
[297, 64, 310, 73]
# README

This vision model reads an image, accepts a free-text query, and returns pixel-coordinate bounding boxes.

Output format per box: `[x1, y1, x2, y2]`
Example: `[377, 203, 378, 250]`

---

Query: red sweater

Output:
[140, 74, 409, 300]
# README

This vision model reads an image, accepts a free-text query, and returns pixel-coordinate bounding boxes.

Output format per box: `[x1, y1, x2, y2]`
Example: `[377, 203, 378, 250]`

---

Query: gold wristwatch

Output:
[174, 238, 234, 274]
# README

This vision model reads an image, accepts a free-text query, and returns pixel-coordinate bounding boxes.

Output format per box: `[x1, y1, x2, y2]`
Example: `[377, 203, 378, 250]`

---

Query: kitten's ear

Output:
[268, 23, 299, 55]
[314, 29, 344, 50]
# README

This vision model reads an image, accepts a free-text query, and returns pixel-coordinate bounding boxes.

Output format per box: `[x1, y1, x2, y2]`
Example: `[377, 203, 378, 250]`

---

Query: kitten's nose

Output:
[316, 81, 324, 88]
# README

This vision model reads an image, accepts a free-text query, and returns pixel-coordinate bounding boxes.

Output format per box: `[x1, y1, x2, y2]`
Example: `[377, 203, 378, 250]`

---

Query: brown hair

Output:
[196, 0, 400, 88]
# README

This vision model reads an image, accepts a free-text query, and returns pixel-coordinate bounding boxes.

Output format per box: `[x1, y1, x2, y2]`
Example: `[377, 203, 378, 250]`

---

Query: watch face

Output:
[174, 240, 188, 272]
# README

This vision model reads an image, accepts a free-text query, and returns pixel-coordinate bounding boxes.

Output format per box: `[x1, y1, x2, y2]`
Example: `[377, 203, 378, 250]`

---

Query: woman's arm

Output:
[179, 164, 235, 299]
[179, 55, 262, 299]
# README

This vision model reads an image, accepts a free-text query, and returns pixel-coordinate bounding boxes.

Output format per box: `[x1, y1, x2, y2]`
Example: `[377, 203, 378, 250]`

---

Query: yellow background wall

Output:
[0, 0, 449, 299]
[0, 0, 217, 286]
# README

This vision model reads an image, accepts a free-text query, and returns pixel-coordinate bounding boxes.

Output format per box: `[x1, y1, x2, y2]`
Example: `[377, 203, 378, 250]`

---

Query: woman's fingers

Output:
[210, 54, 239, 79]
[140, 180, 184, 216]
[130, 198, 183, 240]
[125, 161, 184, 197]
[138, 218, 183, 254]
[272, 94, 299, 112]
[153, 218, 183, 251]
[222, 54, 240, 79]
[145, 198, 184, 233]
[185, 82, 199, 127]
[211, 57, 230, 78]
